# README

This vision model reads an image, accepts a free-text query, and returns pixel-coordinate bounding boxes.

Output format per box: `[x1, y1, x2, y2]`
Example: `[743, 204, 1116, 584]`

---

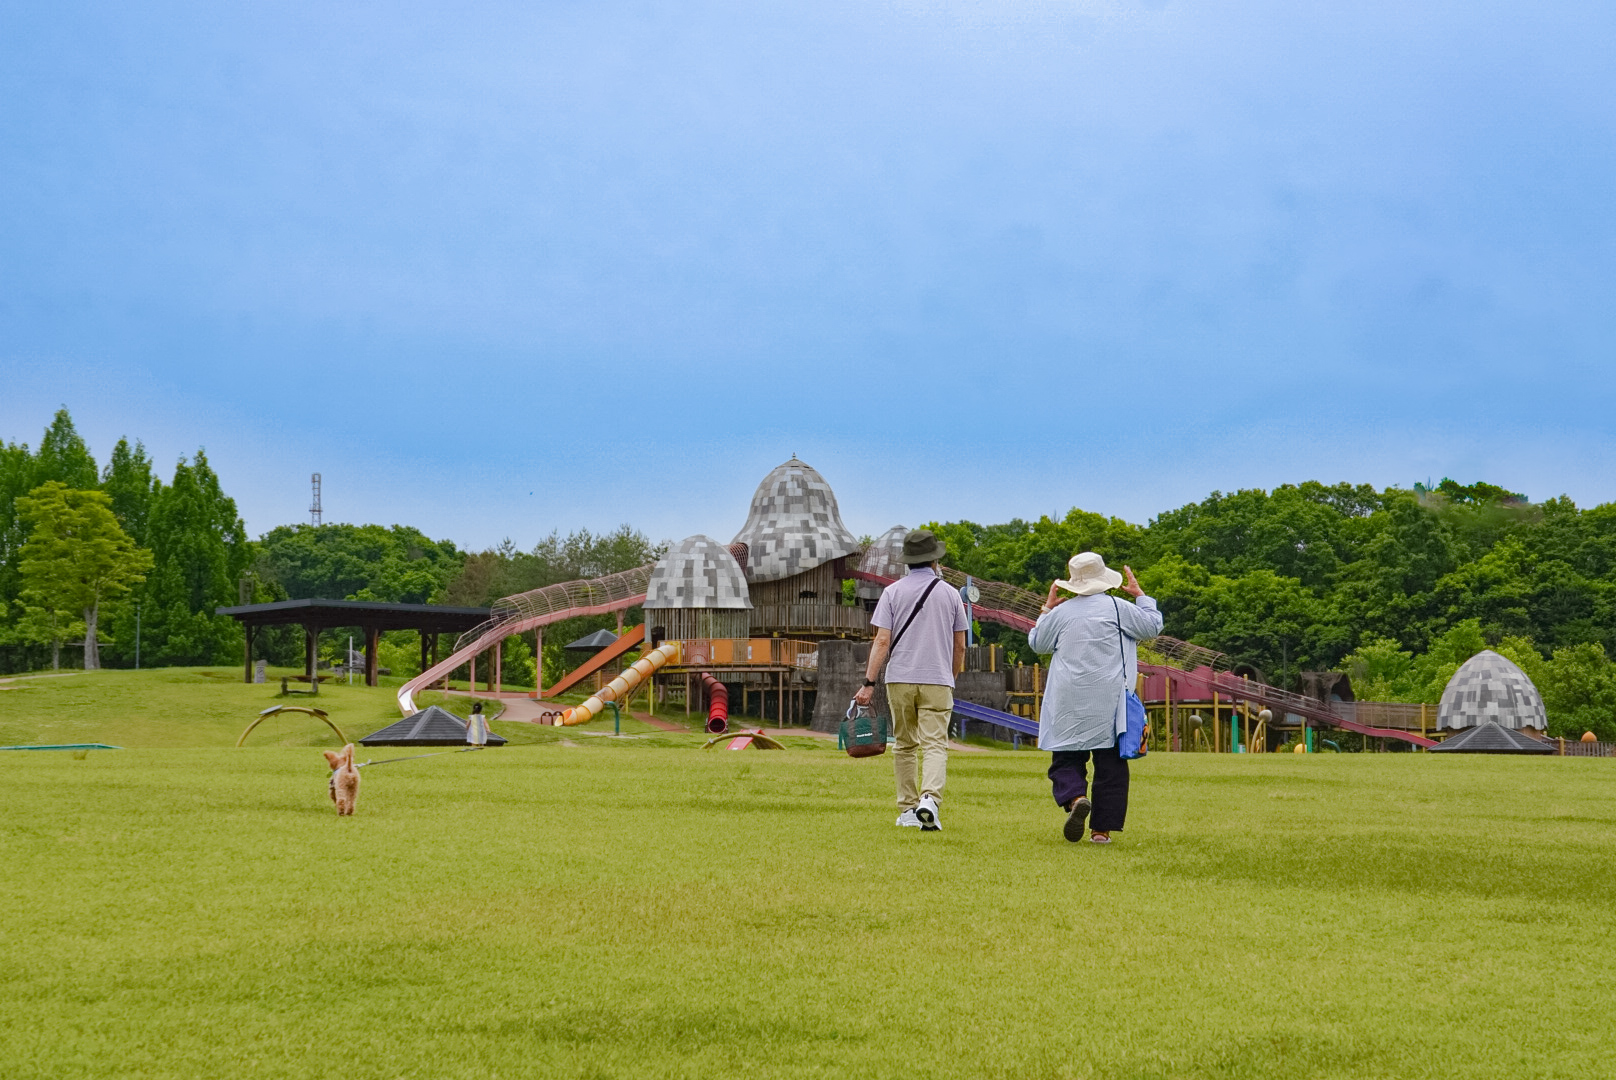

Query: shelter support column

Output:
[304, 624, 320, 681]
[534, 629, 543, 697]
[419, 633, 430, 676]
[243, 623, 256, 683]
[365, 625, 380, 687]
[494, 640, 502, 694]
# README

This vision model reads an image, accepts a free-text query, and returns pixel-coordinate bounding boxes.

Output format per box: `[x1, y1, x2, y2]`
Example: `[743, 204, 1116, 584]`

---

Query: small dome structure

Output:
[1436, 650, 1547, 731]
[645, 535, 752, 610]
[644, 535, 752, 640]
[730, 457, 860, 582]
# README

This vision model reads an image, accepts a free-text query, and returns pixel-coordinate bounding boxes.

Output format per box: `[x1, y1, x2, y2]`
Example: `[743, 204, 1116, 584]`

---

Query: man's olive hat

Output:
[900, 529, 947, 565]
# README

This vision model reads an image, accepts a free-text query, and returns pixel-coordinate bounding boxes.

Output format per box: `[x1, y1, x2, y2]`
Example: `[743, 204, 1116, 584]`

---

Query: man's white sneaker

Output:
[915, 795, 941, 832]
[896, 808, 923, 828]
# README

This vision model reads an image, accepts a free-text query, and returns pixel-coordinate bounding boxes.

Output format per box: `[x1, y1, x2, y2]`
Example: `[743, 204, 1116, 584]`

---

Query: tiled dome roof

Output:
[644, 535, 752, 610]
[730, 458, 860, 582]
[1437, 650, 1547, 731]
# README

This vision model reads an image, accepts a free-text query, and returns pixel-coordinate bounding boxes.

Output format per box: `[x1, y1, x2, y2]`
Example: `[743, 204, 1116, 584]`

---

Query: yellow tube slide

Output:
[561, 642, 681, 726]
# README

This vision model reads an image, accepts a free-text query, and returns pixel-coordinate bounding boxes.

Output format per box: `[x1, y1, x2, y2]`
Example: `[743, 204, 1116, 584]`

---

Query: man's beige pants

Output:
[887, 682, 952, 810]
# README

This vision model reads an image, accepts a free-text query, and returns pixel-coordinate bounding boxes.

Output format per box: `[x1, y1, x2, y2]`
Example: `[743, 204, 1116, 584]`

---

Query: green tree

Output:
[15, 483, 152, 669]
[100, 438, 156, 546]
[33, 408, 98, 490]
[256, 523, 462, 603]
[139, 451, 249, 665]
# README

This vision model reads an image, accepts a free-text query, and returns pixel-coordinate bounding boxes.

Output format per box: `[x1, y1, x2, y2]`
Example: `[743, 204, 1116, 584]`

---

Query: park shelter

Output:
[1436, 650, 1547, 732]
[359, 705, 507, 746]
[1428, 720, 1552, 754]
[216, 598, 491, 686]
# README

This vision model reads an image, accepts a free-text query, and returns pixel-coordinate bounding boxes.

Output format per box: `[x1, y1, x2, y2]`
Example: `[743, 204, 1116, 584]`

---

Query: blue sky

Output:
[3, 1, 1613, 550]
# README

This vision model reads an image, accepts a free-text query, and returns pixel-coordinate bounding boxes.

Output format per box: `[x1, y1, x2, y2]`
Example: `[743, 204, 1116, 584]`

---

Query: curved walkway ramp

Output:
[397, 564, 653, 715]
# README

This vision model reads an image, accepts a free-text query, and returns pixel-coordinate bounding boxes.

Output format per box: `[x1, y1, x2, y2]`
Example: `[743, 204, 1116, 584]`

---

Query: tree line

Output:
[930, 480, 1616, 738]
[0, 409, 656, 684]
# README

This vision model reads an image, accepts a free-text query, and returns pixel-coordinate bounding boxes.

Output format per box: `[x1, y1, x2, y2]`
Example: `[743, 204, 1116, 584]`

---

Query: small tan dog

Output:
[323, 743, 361, 816]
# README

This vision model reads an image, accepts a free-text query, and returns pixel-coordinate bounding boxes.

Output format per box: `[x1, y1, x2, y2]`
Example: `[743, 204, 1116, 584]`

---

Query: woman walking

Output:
[1027, 553, 1162, 844]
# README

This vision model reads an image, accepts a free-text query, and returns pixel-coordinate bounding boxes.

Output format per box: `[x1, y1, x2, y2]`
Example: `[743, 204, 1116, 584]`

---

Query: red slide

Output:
[699, 673, 729, 734]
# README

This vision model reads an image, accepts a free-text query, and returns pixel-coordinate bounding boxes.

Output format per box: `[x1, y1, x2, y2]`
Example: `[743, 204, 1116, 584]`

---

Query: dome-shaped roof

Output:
[730, 457, 860, 582]
[644, 535, 752, 610]
[1437, 650, 1546, 731]
[858, 526, 909, 580]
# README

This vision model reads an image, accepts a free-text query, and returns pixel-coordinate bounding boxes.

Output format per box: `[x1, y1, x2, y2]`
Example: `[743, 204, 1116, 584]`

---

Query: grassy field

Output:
[2, 672, 1614, 1078]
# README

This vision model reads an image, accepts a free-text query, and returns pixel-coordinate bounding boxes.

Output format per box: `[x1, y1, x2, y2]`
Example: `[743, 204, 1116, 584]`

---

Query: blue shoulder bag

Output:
[1111, 597, 1149, 760]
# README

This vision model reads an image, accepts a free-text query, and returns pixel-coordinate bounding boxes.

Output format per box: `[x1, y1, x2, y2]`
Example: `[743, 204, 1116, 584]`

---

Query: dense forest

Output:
[6, 408, 1616, 736]
[931, 480, 1616, 738]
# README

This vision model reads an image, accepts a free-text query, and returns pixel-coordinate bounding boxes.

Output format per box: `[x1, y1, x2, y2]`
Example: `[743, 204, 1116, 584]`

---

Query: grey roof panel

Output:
[1429, 720, 1554, 753]
[644, 535, 753, 610]
[730, 458, 860, 582]
[1437, 650, 1547, 731]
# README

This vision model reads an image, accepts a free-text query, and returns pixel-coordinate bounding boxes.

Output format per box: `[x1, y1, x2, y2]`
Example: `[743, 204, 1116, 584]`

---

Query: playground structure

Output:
[389, 456, 1470, 751]
[395, 459, 878, 725]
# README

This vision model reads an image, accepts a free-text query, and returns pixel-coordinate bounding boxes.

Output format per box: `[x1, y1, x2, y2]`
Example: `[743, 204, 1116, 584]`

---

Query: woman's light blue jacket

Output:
[1026, 593, 1163, 752]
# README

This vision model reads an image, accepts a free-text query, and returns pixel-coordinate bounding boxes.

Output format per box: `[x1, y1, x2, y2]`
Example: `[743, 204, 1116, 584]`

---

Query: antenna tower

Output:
[310, 473, 322, 526]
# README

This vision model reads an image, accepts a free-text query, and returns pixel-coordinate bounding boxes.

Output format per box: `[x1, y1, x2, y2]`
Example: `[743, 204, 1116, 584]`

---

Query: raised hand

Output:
[1122, 565, 1143, 598]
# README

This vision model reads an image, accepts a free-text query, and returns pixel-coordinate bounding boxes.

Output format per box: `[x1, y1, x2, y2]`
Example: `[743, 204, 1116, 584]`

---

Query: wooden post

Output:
[243, 623, 254, 684]
[494, 639, 502, 695]
[469, 654, 476, 699]
[304, 624, 319, 681]
[534, 628, 544, 697]
[1212, 690, 1220, 753]
[1165, 672, 1173, 753]
[419, 632, 430, 677]
[365, 625, 379, 687]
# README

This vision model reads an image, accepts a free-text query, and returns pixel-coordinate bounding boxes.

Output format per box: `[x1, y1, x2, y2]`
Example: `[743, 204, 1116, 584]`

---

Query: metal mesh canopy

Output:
[645, 535, 752, 610]
[859, 526, 910, 579]
[360, 705, 507, 746]
[1437, 650, 1547, 730]
[730, 457, 860, 582]
[1429, 720, 1553, 753]
[454, 563, 654, 652]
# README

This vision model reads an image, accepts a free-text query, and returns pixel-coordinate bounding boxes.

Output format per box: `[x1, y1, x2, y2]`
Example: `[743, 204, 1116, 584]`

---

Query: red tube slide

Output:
[699, 673, 729, 734]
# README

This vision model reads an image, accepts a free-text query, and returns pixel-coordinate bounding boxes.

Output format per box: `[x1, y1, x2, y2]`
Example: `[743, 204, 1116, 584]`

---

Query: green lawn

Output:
[2, 673, 1614, 1078]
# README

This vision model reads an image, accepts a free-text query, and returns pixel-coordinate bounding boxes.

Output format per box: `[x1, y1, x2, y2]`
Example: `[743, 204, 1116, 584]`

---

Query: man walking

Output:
[854, 529, 968, 832]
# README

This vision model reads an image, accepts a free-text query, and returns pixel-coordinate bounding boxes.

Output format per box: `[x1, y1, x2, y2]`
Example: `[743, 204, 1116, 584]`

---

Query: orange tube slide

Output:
[561, 642, 681, 726]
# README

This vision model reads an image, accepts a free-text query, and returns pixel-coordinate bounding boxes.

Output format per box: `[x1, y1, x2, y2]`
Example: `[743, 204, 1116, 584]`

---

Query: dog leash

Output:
[352, 750, 481, 766]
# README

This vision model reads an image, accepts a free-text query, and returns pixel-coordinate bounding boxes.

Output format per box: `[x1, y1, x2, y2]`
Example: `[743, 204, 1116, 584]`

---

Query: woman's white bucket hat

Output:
[1053, 552, 1123, 597]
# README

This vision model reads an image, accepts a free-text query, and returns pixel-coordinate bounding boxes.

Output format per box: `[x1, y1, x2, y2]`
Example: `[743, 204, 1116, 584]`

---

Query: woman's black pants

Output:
[1048, 747, 1129, 832]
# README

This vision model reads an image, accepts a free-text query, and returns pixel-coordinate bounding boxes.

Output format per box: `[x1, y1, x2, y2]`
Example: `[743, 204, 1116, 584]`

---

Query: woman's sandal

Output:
[1089, 832, 1111, 845]
[1063, 797, 1091, 843]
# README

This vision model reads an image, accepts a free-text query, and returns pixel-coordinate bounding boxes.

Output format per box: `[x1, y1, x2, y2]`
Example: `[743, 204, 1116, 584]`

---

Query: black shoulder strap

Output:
[889, 576, 945, 656]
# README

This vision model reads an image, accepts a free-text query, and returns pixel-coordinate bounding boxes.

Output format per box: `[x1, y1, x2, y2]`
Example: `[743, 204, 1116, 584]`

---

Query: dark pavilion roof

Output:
[1428, 720, 1553, 754]
[216, 598, 491, 634]
[359, 705, 507, 746]
[564, 629, 622, 650]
